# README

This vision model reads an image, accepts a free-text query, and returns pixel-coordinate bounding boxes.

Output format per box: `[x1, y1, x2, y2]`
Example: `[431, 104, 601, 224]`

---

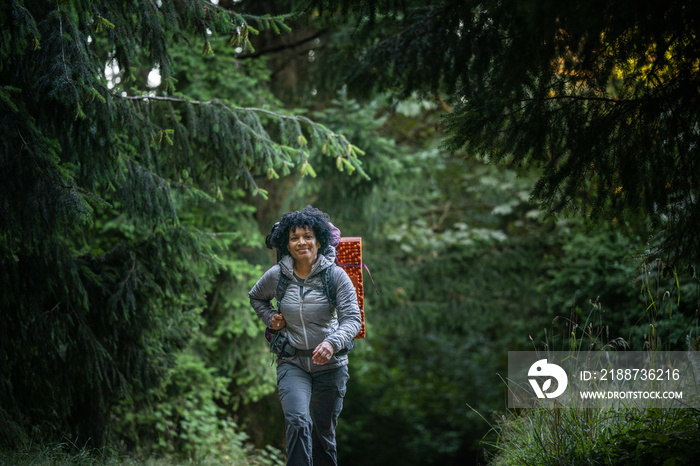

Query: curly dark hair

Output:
[267, 205, 332, 257]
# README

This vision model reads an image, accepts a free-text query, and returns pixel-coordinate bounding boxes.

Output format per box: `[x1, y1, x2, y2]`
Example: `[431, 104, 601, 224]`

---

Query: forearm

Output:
[327, 309, 362, 352]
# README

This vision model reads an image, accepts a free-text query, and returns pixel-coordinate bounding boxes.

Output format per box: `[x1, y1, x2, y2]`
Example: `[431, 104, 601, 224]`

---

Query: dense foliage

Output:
[310, 0, 700, 269]
[2, 1, 700, 465]
[0, 0, 359, 456]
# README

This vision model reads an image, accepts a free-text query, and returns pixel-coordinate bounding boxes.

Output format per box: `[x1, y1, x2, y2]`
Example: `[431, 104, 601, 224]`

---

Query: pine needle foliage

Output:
[312, 0, 700, 269]
[0, 0, 363, 449]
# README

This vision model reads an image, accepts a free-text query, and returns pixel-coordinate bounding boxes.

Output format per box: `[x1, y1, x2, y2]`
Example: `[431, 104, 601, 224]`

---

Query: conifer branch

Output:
[524, 95, 642, 104]
[120, 93, 315, 122]
[118, 94, 320, 123]
[236, 29, 328, 59]
[117, 94, 357, 154]
[120, 94, 212, 105]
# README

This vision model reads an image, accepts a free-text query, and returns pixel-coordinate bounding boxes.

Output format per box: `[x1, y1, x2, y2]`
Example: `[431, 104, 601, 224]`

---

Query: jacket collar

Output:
[279, 253, 332, 280]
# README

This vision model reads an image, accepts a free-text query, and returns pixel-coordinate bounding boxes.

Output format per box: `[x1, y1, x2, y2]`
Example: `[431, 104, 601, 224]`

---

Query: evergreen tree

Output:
[312, 0, 700, 269]
[0, 0, 363, 448]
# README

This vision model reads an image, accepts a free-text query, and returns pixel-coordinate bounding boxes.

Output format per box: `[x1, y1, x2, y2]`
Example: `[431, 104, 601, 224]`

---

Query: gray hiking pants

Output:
[276, 362, 349, 465]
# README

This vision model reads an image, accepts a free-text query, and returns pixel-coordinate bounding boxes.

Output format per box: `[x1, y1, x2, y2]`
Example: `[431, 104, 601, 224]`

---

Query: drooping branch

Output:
[235, 28, 328, 59]
[117, 92, 368, 184]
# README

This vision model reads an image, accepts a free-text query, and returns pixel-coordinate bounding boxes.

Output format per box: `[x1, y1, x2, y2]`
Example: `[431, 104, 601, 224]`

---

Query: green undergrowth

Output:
[484, 270, 700, 466]
[485, 407, 700, 466]
[0, 442, 285, 466]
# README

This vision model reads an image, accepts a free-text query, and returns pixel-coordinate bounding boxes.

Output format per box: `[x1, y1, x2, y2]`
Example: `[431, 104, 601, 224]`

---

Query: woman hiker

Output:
[249, 206, 362, 465]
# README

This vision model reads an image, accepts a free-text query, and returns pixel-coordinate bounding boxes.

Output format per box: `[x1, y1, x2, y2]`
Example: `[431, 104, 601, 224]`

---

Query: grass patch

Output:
[0, 442, 285, 466]
[484, 404, 700, 465]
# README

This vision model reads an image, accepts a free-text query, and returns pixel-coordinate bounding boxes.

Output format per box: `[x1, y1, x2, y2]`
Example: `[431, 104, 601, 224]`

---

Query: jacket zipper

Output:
[298, 283, 311, 371]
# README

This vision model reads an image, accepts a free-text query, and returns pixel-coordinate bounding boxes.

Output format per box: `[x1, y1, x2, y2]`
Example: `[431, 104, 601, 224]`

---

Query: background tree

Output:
[311, 0, 700, 270]
[0, 0, 362, 454]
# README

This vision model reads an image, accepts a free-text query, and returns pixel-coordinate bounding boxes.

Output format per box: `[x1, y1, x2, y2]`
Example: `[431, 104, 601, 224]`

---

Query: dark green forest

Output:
[2, 1, 700, 465]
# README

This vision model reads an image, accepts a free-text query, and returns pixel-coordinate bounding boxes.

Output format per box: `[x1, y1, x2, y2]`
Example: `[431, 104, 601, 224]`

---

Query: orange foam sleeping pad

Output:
[336, 237, 366, 339]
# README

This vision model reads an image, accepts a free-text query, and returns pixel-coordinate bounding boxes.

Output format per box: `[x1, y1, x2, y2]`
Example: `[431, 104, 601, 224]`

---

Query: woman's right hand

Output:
[271, 313, 286, 330]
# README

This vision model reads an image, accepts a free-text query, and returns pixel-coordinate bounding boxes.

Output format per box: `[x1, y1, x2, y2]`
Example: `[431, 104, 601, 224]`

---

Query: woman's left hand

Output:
[312, 341, 334, 365]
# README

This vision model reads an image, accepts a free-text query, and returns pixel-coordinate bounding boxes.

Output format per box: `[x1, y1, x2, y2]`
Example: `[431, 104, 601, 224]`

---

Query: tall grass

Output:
[484, 405, 700, 466]
[482, 273, 700, 466]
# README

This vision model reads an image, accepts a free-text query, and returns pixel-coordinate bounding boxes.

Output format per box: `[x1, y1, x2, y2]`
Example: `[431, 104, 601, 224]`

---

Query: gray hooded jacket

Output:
[249, 252, 362, 372]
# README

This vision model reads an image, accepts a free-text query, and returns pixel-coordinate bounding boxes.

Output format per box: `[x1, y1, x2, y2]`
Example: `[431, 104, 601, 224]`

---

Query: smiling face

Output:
[288, 226, 320, 263]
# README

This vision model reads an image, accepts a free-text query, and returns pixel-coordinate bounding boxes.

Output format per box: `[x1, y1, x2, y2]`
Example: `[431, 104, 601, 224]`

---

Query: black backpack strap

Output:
[321, 267, 337, 311]
[275, 272, 290, 309]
